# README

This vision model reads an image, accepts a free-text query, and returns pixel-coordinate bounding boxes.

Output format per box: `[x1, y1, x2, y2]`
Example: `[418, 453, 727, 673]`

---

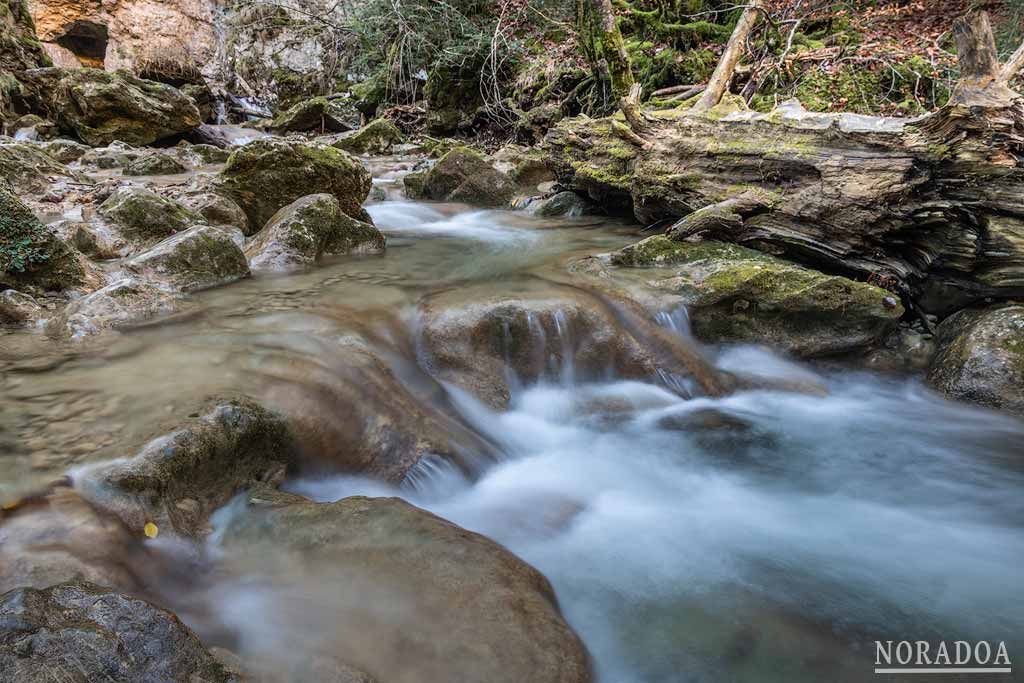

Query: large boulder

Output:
[0, 0, 49, 74]
[610, 236, 903, 357]
[126, 224, 249, 292]
[246, 194, 384, 273]
[0, 181, 89, 292]
[418, 285, 660, 408]
[0, 580, 235, 682]
[44, 276, 182, 340]
[270, 96, 360, 133]
[96, 186, 202, 251]
[421, 147, 517, 207]
[17, 68, 201, 146]
[332, 118, 403, 155]
[215, 139, 372, 233]
[219, 490, 591, 683]
[76, 399, 295, 536]
[175, 191, 249, 232]
[927, 305, 1024, 416]
[37, 138, 89, 163]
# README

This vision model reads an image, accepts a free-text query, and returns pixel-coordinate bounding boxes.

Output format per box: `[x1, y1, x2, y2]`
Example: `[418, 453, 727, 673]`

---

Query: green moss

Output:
[611, 235, 764, 267]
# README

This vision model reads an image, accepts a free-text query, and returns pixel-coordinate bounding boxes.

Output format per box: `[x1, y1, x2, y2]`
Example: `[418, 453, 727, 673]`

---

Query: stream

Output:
[2, 162, 1024, 681]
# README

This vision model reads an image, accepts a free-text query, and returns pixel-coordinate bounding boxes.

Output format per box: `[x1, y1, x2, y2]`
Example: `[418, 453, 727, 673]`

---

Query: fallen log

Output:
[543, 11, 1024, 317]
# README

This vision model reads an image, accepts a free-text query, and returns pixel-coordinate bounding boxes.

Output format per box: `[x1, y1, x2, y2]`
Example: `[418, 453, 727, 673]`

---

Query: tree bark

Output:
[692, 0, 764, 112]
[586, 0, 635, 103]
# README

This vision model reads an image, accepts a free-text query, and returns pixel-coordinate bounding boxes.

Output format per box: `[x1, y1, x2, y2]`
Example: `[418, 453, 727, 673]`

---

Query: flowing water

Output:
[2, 179, 1024, 681]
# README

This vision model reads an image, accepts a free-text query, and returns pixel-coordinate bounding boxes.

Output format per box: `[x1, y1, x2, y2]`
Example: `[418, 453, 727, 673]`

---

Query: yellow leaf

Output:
[143, 522, 159, 539]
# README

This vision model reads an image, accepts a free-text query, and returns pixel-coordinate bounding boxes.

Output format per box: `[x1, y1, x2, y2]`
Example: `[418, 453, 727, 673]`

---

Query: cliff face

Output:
[0, 0, 50, 119]
[27, 0, 219, 83]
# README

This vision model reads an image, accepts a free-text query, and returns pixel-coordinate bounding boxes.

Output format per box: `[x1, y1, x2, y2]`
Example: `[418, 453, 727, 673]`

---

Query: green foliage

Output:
[0, 184, 50, 274]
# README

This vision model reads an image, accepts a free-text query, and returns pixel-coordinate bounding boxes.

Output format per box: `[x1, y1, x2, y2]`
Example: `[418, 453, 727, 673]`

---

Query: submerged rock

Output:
[0, 488, 139, 594]
[927, 305, 1024, 416]
[332, 118, 404, 155]
[18, 67, 202, 146]
[533, 191, 596, 218]
[0, 580, 235, 682]
[220, 490, 591, 683]
[421, 147, 517, 207]
[246, 193, 385, 272]
[122, 152, 189, 176]
[97, 187, 202, 250]
[418, 286, 660, 408]
[215, 138, 372, 233]
[44, 277, 182, 340]
[611, 236, 902, 357]
[126, 224, 250, 292]
[270, 96, 360, 133]
[77, 399, 295, 535]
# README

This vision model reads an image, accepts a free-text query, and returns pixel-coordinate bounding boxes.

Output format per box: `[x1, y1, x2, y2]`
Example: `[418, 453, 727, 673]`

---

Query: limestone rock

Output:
[271, 96, 360, 133]
[215, 138, 372, 233]
[421, 148, 517, 207]
[97, 186, 202, 249]
[610, 236, 903, 357]
[126, 224, 249, 292]
[246, 193, 384, 273]
[332, 118, 403, 155]
[0, 288, 41, 323]
[122, 152, 189, 176]
[44, 276, 182, 340]
[0, 140, 80, 193]
[18, 68, 201, 146]
[37, 138, 89, 163]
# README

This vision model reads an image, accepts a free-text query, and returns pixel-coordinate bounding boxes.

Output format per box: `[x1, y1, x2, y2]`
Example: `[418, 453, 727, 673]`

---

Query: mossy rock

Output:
[0, 0, 50, 74]
[422, 148, 517, 207]
[97, 187, 202, 246]
[18, 68, 201, 146]
[927, 305, 1024, 416]
[215, 138, 372, 233]
[245, 193, 385, 272]
[38, 139, 90, 164]
[44, 276, 182, 340]
[332, 118, 403, 155]
[0, 181, 87, 292]
[270, 96, 360, 133]
[126, 224, 250, 292]
[611, 236, 903, 356]
[425, 59, 484, 134]
[0, 141, 81, 193]
[403, 171, 426, 200]
[122, 152, 189, 176]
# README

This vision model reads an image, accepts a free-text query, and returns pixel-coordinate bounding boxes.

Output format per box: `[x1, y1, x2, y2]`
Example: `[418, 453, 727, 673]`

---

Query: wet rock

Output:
[611, 236, 903, 357]
[332, 118, 404, 155]
[0, 141, 81, 193]
[18, 67, 202, 146]
[270, 96, 361, 134]
[65, 220, 125, 260]
[80, 144, 141, 170]
[122, 152, 189, 176]
[97, 186, 202, 249]
[220, 490, 591, 683]
[37, 138, 90, 163]
[8, 114, 58, 140]
[0, 488, 139, 594]
[177, 191, 249, 232]
[76, 399, 295, 535]
[402, 171, 426, 199]
[246, 194, 385, 273]
[418, 286, 659, 408]
[181, 82, 215, 122]
[126, 224, 250, 292]
[533, 191, 596, 218]
[186, 124, 232, 149]
[44, 277, 182, 340]
[927, 305, 1024, 416]
[180, 143, 231, 165]
[0, 580, 235, 682]
[421, 148, 517, 207]
[0, 289, 42, 323]
[0, 182, 90, 293]
[215, 138, 372, 233]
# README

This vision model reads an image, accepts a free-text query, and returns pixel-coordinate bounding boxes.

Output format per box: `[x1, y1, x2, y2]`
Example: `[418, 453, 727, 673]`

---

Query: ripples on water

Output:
[3, 198, 1024, 682]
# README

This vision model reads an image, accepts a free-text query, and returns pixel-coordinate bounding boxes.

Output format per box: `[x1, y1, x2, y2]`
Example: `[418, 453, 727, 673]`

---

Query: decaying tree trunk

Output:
[692, 0, 764, 113]
[544, 11, 1024, 317]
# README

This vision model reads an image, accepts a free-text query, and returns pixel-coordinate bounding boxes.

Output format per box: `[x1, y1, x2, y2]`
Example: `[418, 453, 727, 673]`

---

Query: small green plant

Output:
[0, 185, 51, 274]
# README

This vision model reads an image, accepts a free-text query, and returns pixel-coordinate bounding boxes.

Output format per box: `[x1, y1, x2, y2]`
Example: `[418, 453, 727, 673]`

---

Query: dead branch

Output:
[692, 0, 765, 113]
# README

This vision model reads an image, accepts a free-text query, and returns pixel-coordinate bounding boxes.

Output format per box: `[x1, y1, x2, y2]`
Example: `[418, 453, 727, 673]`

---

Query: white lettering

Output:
[975, 641, 992, 664]
[995, 642, 1011, 665]
[876, 641, 892, 666]
[955, 641, 971, 665]
[916, 641, 931, 665]
[934, 641, 951, 665]
[897, 641, 913, 665]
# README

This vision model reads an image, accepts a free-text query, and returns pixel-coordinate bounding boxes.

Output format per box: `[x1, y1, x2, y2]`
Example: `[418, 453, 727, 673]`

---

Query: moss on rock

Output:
[332, 118, 404, 155]
[0, 182, 86, 292]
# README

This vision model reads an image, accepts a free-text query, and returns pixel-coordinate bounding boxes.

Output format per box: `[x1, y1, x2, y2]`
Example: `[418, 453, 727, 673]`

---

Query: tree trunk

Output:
[544, 11, 1024, 318]
[585, 0, 636, 102]
[692, 0, 764, 112]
